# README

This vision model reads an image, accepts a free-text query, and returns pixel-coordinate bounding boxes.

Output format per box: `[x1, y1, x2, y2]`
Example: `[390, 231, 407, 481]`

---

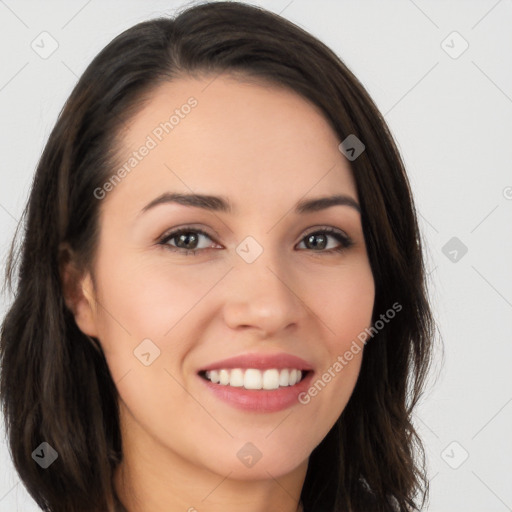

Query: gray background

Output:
[1, 1, 511, 510]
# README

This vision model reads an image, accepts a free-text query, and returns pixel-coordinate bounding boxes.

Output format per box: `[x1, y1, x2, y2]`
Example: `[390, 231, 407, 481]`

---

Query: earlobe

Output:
[74, 273, 99, 338]
[59, 243, 99, 338]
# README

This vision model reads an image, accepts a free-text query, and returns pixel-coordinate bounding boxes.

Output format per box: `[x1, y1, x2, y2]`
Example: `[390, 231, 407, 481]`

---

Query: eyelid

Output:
[300, 225, 350, 241]
[158, 226, 217, 248]
[158, 224, 219, 243]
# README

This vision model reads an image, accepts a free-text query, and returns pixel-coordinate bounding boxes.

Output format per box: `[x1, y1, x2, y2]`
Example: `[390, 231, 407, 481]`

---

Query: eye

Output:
[157, 226, 353, 256]
[297, 227, 353, 254]
[158, 228, 217, 256]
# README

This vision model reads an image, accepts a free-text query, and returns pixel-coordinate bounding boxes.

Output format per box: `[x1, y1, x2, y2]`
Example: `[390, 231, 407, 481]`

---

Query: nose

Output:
[221, 250, 306, 337]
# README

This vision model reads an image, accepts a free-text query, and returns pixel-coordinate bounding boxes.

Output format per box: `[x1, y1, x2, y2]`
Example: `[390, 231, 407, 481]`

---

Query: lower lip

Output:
[198, 371, 314, 412]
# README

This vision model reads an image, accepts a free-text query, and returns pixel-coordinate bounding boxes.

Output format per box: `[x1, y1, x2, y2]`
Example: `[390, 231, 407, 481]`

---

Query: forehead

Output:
[104, 74, 358, 218]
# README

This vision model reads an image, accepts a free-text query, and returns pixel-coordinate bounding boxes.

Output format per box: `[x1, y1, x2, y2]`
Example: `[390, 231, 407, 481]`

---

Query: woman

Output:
[0, 2, 436, 511]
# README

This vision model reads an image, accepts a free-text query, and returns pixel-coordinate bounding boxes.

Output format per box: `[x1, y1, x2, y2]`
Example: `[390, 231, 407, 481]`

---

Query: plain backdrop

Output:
[0, 1, 511, 511]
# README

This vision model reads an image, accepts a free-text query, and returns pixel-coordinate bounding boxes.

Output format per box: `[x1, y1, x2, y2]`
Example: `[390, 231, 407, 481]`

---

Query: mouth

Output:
[198, 368, 312, 390]
[195, 351, 315, 412]
[197, 367, 315, 412]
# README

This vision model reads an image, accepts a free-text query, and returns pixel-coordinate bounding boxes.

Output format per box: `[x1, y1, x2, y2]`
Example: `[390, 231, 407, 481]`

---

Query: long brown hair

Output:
[1, 2, 437, 511]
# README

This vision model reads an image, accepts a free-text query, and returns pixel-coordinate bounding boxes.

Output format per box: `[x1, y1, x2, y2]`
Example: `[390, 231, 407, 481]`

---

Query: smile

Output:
[200, 368, 307, 390]
[198, 369, 314, 413]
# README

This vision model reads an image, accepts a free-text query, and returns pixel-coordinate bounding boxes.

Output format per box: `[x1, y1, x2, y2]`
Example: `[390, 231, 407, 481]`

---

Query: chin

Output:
[196, 441, 310, 481]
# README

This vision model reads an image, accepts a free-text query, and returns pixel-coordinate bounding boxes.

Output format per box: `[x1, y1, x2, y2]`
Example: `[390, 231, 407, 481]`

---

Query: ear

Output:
[59, 242, 99, 338]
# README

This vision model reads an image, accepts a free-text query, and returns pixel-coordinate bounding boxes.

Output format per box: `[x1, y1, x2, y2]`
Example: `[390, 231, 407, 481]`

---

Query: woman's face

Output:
[74, 74, 374, 484]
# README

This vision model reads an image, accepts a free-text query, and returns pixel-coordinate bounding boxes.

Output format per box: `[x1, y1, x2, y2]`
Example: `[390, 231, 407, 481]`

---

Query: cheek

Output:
[307, 260, 375, 345]
[298, 262, 374, 421]
[91, 258, 211, 423]
[92, 254, 226, 369]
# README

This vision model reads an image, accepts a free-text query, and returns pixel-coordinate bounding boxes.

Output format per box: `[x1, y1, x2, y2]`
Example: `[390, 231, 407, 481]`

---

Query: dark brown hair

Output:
[1, 2, 437, 511]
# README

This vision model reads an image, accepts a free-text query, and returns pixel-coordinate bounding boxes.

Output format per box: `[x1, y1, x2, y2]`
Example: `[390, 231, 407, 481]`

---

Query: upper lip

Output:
[197, 352, 314, 372]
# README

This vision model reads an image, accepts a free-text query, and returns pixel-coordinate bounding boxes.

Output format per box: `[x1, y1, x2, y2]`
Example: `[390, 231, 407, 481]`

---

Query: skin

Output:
[62, 74, 375, 512]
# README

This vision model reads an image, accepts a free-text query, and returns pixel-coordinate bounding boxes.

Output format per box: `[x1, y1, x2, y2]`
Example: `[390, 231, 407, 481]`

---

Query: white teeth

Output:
[262, 369, 279, 390]
[203, 368, 304, 390]
[219, 369, 230, 385]
[229, 368, 244, 387]
[244, 369, 262, 389]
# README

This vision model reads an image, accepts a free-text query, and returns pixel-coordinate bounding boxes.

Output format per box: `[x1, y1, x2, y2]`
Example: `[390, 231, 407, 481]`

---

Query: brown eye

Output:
[158, 228, 216, 255]
[298, 228, 353, 254]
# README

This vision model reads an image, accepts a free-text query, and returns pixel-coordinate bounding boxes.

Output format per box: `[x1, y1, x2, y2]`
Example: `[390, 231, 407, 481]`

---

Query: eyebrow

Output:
[138, 192, 361, 216]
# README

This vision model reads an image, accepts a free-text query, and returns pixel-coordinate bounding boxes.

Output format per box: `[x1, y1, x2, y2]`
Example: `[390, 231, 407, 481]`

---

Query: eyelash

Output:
[157, 226, 354, 256]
